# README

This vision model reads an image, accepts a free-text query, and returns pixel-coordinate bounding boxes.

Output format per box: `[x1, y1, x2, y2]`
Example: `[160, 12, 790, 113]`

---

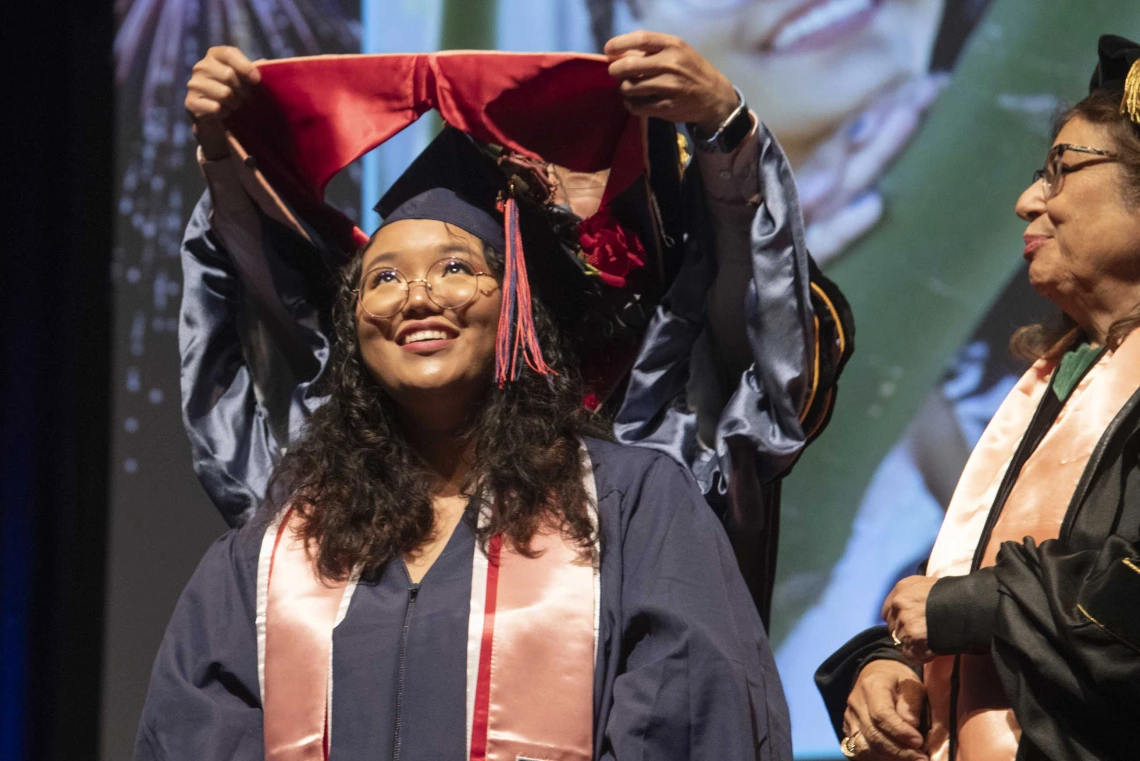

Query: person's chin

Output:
[399, 370, 468, 394]
[398, 362, 490, 395]
[1026, 270, 1060, 300]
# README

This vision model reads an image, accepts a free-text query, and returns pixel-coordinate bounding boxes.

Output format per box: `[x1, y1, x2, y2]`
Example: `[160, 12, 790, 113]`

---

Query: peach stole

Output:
[923, 332, 1140, 761]
[256, 454, 600, 761]
[256, 508, 359, 761]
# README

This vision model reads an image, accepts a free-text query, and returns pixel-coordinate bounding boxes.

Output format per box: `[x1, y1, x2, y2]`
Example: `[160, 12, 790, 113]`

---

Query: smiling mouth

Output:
[399, 329, 455, 346]
[761, 0, 880, 55]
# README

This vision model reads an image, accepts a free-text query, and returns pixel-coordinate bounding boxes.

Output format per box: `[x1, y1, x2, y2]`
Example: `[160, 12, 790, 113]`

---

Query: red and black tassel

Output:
[494, 194, 557, 386]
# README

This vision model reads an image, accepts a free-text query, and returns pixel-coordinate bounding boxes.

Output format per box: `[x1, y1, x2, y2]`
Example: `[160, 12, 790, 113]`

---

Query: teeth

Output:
[403, 329, 449, 345]
[771, 0, 873, 51]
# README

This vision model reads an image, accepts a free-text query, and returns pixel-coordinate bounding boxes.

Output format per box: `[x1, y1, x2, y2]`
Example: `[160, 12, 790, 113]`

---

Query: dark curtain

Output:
[0, 1, 114, 759]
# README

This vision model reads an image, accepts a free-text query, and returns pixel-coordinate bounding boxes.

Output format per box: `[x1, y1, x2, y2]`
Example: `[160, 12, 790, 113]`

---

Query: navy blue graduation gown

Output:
[135, 438, 792, 761]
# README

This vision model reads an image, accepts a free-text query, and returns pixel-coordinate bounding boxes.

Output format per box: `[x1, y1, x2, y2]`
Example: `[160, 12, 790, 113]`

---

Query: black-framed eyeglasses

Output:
[354, 258, 494, 319]
[1032, 143, 1119, 200]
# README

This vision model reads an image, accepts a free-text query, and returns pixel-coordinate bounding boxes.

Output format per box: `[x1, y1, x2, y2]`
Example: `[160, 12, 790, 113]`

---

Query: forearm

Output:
[199, 142, 314, 348]
[180, 194, 277, 525]
[713, 121, 819, 474]
[196, 136, 340, 391]
[694, 114, 761, 375]
[697, 115, 817, 410]
[182, 147, 330, 523]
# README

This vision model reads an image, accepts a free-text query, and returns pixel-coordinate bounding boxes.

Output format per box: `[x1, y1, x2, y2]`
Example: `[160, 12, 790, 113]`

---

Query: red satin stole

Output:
[923, 332, 1140, 761]
[226, 52, 646, 253]
[257, 465, 599, 761]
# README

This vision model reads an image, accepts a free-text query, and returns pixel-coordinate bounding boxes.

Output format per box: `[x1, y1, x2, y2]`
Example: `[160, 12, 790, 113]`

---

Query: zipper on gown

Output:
[392, 585, 420, 761]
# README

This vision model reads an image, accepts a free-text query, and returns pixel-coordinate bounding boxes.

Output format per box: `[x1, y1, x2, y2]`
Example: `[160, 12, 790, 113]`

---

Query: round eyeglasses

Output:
[355, 258, 494, 319]
[1032, 143, 1119, 200]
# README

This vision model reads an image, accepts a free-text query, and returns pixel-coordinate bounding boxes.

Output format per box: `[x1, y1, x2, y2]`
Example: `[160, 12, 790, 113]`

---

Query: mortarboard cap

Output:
[379, 185, 506, 255]
[1089, 34, 1140, 125]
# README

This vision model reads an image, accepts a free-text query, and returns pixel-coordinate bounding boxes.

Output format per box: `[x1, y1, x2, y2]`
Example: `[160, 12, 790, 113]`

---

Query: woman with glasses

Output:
[816, 35, 1140, 761]
[136, 49, 801, 761]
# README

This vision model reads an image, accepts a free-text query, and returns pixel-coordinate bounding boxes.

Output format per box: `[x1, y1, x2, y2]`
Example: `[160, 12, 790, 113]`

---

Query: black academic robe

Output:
[816, 380, 1140, 761]
[136, 438, 792, 761]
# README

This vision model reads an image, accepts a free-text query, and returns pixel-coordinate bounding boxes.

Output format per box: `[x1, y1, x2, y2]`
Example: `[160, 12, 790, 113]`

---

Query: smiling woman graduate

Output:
[134, 50, 810, 761]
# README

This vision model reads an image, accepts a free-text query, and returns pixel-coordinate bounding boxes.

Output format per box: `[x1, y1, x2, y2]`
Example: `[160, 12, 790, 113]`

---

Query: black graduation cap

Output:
[1089, 34, 1140, 124]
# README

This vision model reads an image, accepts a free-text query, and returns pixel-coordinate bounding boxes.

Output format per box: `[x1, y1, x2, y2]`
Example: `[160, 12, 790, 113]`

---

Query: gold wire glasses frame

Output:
[354, 258, 494, 319]
[1032, 143, 1120, 200]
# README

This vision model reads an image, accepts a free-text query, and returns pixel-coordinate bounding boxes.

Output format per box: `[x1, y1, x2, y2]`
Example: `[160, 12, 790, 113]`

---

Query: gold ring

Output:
[891, 630, 903, 647]
[840, 735, 857, 758]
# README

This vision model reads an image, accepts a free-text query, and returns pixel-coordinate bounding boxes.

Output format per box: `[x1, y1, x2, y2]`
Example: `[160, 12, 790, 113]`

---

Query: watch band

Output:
[688, 86, 751, 154]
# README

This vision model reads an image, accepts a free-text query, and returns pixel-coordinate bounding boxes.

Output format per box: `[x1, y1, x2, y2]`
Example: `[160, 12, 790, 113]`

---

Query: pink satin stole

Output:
[924, 332, 1140, 761]
[259, 507, 356, 761]
[470, 524, 596, 761]
[259, 473, 597, 761]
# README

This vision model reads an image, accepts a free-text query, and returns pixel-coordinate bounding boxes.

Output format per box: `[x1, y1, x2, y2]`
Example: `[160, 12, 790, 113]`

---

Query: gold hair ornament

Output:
[1123, 58, 1140, 125]
[676, 132, 691, 177]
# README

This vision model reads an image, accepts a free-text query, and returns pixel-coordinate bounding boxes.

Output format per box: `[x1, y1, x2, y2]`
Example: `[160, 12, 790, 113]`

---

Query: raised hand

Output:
[184, 46, 261, 160]
[605, 30, 740, 136]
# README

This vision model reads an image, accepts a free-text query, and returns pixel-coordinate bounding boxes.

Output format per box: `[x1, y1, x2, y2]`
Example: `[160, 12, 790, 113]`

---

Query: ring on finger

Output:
[891, 630, 903, 647]
[840, 733, 858, 758]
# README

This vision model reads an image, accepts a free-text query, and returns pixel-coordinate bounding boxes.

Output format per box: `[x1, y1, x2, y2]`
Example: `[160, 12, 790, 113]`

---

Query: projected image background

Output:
[105, 1, 1140, 758]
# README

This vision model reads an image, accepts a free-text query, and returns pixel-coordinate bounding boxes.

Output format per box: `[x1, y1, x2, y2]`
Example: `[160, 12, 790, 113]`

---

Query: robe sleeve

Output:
[926, 567, 999, 655]
[180, 152, 333, 526]
[985, 535, 1140, 759]
[134, 530, 264, 761]
[602, 455, 792, 761]
[613, 120, 853, 496]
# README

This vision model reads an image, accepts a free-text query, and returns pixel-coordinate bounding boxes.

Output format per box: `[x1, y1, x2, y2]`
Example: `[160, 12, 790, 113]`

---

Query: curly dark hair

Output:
[266, 231, 609, 580]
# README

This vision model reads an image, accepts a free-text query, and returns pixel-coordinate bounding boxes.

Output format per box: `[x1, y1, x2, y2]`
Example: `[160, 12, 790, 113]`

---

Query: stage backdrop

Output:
[104, 1, 1140, 758]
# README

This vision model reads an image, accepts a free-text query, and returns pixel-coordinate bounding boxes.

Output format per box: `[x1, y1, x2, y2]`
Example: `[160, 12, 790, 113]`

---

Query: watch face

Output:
[717, 102, 752, 153]
[689, 92, 749, 153]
